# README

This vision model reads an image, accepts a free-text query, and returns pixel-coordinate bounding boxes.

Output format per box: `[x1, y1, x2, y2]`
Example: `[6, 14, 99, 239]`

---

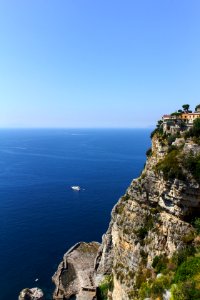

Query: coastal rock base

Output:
[52, 242, 100, 300]
[18, 287, 44, 300]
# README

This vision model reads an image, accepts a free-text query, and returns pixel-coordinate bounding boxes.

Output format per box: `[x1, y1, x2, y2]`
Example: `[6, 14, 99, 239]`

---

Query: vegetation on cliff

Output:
[155, 148, 185, 181]
[137, 238, 200, 300]
[137, 119, 200, 299]
[98, 275, 113, 300]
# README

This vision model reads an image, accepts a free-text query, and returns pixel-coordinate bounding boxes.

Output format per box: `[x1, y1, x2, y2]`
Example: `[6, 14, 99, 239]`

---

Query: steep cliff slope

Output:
[53, 131, 200, 300]
[95, 133, 200, 299]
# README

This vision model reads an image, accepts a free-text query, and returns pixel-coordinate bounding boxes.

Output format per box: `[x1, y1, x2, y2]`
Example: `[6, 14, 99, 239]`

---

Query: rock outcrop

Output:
[52, 242, 100, 300]
[95, 134, 200, 299]
[53, 133, 200, 299]
[18, 287, 44, 300]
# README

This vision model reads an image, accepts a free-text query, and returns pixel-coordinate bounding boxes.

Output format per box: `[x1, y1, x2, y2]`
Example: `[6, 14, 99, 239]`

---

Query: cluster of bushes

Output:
[115, 202, 125, 215]
[138, 244, 200, 300]
[146, 147, 152, 157]
[171, 256, 200, 300]
[194, 217, 200, 234]
[155, 149, 186, 181]
[152, 255, 168, 273]
[171, 280, 200, 300]
[107, 220, 200, 300]
[155, 145, 200, 183]
[136, 214, 154, 240]
[183, 153, 200, 183]
[97, 275, 113, 300]
[167, 134, 177, 145]
[174, 256, 200, 282]
[150, 126, 163, 139]
[139, 273, 172, 300]
[172, 245, 196, 266]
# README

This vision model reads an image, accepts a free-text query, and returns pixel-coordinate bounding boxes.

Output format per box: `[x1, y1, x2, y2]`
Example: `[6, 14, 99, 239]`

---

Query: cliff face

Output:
[95, 134, 200, 299]
[52, 133, 200, 299]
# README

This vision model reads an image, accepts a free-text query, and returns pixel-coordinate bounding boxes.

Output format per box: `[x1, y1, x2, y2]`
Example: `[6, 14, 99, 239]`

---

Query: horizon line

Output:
[0, 126, 154, 130]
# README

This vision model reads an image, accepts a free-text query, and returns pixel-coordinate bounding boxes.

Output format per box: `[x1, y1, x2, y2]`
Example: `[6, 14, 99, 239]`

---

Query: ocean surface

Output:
[0, 129, 151, 299]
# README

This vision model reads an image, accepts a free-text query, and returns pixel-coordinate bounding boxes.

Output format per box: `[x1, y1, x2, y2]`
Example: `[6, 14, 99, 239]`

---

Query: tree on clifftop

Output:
[195, 104, 200, 111]
[182, 104, 190, 112]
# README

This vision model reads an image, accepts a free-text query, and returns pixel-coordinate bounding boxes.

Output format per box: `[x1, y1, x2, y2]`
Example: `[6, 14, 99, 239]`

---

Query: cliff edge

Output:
[53, 112, 200, 299]
[95, 132, 200, 299]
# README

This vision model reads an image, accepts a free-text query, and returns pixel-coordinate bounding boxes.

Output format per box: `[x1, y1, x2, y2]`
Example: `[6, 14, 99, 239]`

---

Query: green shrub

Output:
[150, 128, 158, 139]
[140, 249, 148, 259]
[151, 275, 171, 297]
[174, 257, 200, 282]
[192, 118, 200, 137]
[136, 215, 154, 240]
[171, 281, 200, 300]
[195, 105, 200, 112]
[98, 275, 113, 300]
[122, 194, 130, 201]
[167, 134, 177, 145]
[139, 274, 172, 299]
[194, 218, 200, 234]
[151, 127, 163, 139]
[115, 203, 125, 215]
[152, 255, 168, 273]
[168, 145, 178, 153]
[181, 230, 196, 243]
[183, 153, 200, 182]
[138, 282, 151, 299]
[146, 147, 152, 157]
[152, 255, 160, 268]
[137, 227, 148, 240]
[172, 246, 196, 266]
[156, 149, 185, 181]
[135, 271, 147, 289]
[184, 118, 200, 139]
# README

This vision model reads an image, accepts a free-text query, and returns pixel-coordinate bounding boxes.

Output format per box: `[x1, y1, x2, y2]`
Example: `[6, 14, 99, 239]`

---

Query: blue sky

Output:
[0, 0, 200, 128]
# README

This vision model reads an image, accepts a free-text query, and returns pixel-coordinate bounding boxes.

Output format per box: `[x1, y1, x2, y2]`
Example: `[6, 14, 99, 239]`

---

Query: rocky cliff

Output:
[95, 133, 200, 299]
[53, 132, 200, 299]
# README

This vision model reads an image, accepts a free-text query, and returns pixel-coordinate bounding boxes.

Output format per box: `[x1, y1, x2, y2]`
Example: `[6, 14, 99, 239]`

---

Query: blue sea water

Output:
[0, 129, 150, 300]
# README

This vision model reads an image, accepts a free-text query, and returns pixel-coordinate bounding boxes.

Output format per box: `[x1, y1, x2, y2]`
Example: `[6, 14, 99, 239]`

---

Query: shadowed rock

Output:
[52, 242, 100, 300]
[18, 287, 44, 300]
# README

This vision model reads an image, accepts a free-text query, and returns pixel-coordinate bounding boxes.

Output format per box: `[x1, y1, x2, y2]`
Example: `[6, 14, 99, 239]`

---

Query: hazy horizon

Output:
[0, 126, 154, 129]
[1, 1, 200, 128]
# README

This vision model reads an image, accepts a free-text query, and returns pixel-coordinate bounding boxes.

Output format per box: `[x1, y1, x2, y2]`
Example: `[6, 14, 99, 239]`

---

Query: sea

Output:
[0, 129, 151, 300]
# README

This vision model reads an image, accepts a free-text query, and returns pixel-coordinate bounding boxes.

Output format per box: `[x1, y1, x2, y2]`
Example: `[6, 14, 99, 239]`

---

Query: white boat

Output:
[71, 186, 81, 191]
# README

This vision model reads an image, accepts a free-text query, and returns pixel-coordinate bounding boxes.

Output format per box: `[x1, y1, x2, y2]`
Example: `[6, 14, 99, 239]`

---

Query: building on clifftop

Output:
[162, 104, 200, 134]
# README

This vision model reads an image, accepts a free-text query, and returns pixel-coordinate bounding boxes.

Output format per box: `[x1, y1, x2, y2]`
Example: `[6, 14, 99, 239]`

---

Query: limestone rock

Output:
[52, 241, 100, 300]
[18, 287, 44, 300]
[95, 134, 200, 299]
[53, 134, 200, 300]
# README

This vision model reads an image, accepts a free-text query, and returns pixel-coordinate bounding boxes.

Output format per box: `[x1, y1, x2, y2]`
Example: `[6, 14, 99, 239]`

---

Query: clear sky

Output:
[0, 0, 200, 128]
